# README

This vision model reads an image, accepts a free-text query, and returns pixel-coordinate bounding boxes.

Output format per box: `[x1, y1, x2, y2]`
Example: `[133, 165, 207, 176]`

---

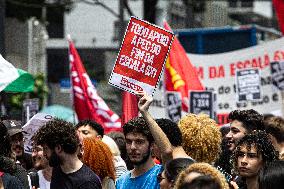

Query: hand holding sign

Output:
[136, 91, 153, 114]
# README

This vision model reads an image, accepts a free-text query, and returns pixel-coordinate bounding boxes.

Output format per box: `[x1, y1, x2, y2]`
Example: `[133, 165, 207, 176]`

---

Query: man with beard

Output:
[116, 92, 172, 189]
[29, 143, 53, 189]
[33, 118, 101, 189]
[233, 130, 278, 189]
[3, 120, 33, 170]
[0, 120, 25, 189]
[218, 109, 264, 177]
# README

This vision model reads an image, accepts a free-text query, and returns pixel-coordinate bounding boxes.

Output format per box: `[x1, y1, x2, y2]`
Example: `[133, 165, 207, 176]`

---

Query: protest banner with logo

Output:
[109, 17, 174, 96]
[189, 91, 216, 119]
[270, 61, 284, 91]
[236, 68, 262, 102]
[166, 91, 182, 122]
[148, 38, 284, 125]
[23, 113, 53, 154]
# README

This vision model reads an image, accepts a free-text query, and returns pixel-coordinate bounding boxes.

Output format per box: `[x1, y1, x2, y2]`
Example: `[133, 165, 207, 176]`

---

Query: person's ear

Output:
[55, 144, 62, 153]
[96, 135, 102, 140]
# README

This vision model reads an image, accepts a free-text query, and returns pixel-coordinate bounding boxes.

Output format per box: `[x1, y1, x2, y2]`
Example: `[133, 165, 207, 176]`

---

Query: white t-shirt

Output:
[28, 170, 50, 189]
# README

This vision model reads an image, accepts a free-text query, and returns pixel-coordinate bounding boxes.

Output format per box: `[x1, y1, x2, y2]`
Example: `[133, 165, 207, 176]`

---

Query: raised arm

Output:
[136, 91, 173, 165]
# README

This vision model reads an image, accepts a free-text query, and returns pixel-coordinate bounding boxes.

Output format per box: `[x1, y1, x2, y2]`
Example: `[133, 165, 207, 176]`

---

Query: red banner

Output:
[273, 0, 284, 35]
[109, 17, 174, 96]
[163, 21, 204, 111]
[69, 40, 121, 133]
[122, 91, 138, 125]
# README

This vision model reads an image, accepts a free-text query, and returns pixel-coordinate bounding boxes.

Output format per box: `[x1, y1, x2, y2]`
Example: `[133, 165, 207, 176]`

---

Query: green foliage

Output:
[7, 73, 49, 118]
[30, 73, 49, 109]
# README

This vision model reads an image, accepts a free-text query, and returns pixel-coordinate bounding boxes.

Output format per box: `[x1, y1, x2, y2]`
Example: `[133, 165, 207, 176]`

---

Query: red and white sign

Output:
[109, 17, 174, 96]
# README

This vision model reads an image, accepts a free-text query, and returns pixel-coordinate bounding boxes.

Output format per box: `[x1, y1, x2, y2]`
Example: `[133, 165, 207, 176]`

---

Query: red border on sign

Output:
[111, 17, 174, 87]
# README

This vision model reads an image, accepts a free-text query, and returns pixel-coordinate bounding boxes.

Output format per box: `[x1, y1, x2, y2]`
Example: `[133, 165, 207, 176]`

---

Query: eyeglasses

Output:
[157, 172, 166, 183]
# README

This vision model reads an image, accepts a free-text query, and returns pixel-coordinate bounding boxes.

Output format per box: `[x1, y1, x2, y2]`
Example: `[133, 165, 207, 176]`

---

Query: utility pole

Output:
[0, 0, 5, 56]
[183, 0, 195, 28]
[143, 0, 158, 24]
[119, 0, 124, 44]
[0, 0, 6, 116]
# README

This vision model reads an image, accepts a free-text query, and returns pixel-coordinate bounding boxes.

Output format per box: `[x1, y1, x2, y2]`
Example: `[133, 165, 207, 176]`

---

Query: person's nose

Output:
[32, 151, 37, 157]
[226, 131, 233, 139]
[240, 156, 248, 166]
[130, 141, 137, 150]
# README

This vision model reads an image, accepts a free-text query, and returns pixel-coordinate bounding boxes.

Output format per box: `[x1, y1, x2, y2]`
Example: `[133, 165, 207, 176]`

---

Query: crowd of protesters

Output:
[0, 91, 284, 189]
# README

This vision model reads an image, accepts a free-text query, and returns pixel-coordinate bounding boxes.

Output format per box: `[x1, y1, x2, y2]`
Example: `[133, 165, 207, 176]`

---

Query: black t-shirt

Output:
[50, 164, 102, 189]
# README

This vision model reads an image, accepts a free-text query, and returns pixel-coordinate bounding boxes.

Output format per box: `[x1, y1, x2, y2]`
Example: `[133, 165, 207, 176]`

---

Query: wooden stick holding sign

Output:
[108, 16, 174, 96]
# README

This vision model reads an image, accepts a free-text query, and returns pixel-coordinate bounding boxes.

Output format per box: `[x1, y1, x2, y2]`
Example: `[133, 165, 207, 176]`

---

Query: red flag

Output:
[273, 0, 284, 35]
[163, 21, 204, 111]
[68, 39, 121, 133]
[122, 91, 138, 125]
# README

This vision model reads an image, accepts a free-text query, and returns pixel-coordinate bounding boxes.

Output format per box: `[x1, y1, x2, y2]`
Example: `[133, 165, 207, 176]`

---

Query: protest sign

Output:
[22, 98, 39, 124]
[166, 91, 182, 122]
[109, 16, 174, 96]
[270, 61, 284, 91]
[189, 91, 216, 119]
[148, 38, 284, 125]
[236, 68, 262, 102]
[22, 113, 53, 154]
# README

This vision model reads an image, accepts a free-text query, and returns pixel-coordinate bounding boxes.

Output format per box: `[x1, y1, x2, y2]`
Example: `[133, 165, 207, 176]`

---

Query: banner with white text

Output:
[109, 17, 174, 96]
[149, 38, 284, 124]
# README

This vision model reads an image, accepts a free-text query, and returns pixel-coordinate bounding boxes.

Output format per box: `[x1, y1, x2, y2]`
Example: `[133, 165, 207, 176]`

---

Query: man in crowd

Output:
[233, 130, 278, 189]
[215, 109, 264, 177]
[0, 120, 24, 189]
[115, 117, 164, 189]
[264, 116, 284, 160]
[33, 118, 101, 189]
[29, 142, 53, 189]
[3, 120, 33, 170]
[225, 109, 264, 152]
[76, 120, 104, 140]
[116, 91, 172, 189]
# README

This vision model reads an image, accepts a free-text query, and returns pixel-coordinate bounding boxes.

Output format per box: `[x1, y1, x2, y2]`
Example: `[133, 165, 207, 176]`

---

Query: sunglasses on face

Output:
[157, 172, 166, 183]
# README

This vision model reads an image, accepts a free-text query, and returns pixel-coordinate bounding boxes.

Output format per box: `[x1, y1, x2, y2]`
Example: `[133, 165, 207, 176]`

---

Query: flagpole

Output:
[67, 35, 76, 124]
[0, 0, 6, 117]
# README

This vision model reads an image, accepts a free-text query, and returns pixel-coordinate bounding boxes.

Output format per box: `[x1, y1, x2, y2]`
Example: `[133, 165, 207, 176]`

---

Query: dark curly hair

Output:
[233, 130, 279, 171]
[76, 119, 104, 136]
[164, 158, 194, 182]
[229, 109, 264, 132]
[258, 160, 284, 189]
[156, 118, 182, 147]
[264, 116, 284, 143]
[33, 118, 79, 154]
[122, 117, 154, 144]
